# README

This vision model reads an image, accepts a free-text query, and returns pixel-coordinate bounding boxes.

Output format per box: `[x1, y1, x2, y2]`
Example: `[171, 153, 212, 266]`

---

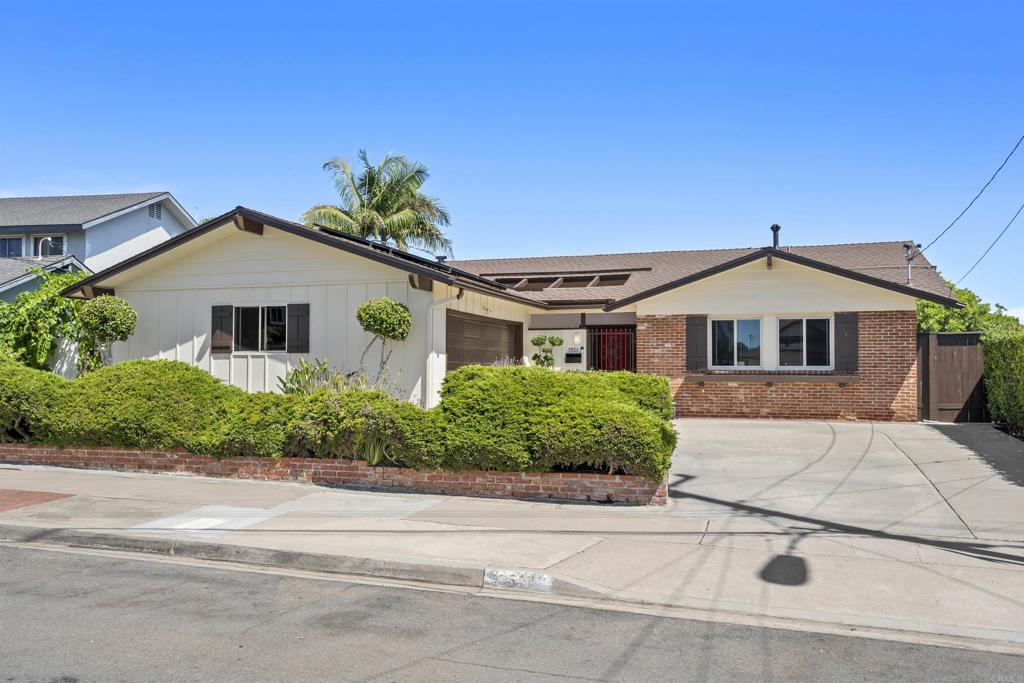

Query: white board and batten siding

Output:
[111, 226, 439, 403]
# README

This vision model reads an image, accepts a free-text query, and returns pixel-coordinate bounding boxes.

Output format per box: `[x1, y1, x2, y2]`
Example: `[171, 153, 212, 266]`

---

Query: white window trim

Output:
[231, 304, 289, 355]
[708, 317, 764, 370]
[776, 314, 835, 370]
[0, 234, 25, 257]
[31, 233, 67, 256]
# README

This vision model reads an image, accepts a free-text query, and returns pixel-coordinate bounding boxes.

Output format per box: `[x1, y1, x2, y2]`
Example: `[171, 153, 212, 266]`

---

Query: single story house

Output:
[0, 192, 196, 301]
[62, 207, 957, 420]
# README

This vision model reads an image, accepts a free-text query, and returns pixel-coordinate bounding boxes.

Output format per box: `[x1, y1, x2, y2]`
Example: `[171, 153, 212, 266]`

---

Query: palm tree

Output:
[303, 150, 452, 255]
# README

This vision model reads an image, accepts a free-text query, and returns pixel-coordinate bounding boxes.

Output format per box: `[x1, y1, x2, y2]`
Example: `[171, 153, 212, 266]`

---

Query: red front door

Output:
[588, 327, 636, 372]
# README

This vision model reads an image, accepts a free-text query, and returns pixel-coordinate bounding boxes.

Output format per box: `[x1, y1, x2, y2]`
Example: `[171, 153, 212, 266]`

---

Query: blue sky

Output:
[1, 1, 1022, 314]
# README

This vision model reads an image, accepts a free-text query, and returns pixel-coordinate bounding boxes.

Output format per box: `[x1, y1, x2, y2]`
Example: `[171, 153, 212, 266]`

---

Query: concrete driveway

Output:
[671, 419, 1024, 541]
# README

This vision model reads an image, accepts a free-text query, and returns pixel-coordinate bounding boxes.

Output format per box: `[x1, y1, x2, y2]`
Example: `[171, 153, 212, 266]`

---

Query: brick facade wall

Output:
[636, 310, 917, 421]
[0, 445, 668, 506]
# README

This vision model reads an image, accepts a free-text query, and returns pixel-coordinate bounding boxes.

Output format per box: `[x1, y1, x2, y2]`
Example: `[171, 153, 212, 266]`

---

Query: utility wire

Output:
[955, 200, 1024, 286]
[922, 134, 1024, 253]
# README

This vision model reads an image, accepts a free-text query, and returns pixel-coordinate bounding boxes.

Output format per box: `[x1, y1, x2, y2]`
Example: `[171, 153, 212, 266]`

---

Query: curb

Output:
[0, 522, 607, 600]
[0, 522, 484, 588]
[4, 522, 1023, 656]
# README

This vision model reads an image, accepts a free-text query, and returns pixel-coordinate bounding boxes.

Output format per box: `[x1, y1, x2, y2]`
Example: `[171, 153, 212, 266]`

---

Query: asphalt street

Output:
[1, 545, 1021, 682]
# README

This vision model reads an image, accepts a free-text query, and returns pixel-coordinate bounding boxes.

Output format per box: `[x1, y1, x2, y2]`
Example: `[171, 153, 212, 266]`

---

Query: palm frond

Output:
[302, 205, 360, 234]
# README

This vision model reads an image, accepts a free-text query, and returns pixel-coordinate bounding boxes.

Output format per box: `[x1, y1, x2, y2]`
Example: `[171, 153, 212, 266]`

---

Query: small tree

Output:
[0, 269, 86, 370]
[77, 295, 138, 374]
[530, 335, 563, 368]
[356, 296, 412, 379]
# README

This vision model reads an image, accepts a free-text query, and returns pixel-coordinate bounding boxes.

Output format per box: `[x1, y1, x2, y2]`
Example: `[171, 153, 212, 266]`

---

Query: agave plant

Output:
[303, 150, 452, 256]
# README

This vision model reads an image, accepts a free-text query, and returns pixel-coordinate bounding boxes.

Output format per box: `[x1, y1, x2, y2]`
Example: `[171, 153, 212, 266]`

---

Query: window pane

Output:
[711, 320, 735, 366]
[806, 318, 830, 366]
[0, 238, 22, 257]
[736, 319, 761, 366]
[34, 236, 64, 256]
[263, 306, 287, 351]
[779, 318, 804, 366]
[234, 307, 260, 351]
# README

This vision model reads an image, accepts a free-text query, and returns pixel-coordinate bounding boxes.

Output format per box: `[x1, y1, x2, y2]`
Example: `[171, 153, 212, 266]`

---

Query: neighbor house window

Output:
[234, 305, 287, 352]
[711, 318, 761, 367]
[33, 235, 64, 256]
[0, 237, 23, 257]
[779, 317, 831, 367]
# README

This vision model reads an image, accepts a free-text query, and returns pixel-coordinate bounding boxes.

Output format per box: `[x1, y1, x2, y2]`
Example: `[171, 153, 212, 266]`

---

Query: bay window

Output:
[711, 318, 761, 367]
[779, 317, 831, 368]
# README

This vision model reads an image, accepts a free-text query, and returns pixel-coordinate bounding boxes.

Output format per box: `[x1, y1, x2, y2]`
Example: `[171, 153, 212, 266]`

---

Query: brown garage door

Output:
[446, 310, 523, 372]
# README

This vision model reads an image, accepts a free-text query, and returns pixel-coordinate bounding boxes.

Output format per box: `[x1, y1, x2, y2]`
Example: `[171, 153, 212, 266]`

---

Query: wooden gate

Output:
[588, 327, 636, 372]
[917, 332, 988, 422]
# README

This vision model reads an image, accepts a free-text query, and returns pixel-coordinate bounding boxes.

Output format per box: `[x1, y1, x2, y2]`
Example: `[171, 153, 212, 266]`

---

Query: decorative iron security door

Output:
[587, 326, 636, 372]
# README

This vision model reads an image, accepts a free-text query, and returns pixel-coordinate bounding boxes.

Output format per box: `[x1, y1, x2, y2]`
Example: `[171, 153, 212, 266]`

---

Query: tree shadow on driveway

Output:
[928, 423, 1024, 488]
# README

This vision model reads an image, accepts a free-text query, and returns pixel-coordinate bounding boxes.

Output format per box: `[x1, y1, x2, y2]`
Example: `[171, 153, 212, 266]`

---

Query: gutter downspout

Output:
[424, 287, 464, 407]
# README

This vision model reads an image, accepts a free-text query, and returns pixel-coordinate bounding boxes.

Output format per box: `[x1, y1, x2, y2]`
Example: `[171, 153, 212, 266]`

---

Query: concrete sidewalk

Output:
[2, 460, 1024, 652]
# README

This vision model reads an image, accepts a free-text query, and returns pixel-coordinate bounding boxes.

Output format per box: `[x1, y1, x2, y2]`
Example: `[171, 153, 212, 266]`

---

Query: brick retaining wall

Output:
[0, 444, 668, 506]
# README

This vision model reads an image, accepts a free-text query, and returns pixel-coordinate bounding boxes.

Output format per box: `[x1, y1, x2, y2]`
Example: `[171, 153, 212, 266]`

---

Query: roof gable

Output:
[0, 192, 196, 229]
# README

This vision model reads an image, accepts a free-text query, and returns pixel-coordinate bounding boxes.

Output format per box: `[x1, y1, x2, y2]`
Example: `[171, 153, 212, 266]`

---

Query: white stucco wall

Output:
[84, 203, 191, 271]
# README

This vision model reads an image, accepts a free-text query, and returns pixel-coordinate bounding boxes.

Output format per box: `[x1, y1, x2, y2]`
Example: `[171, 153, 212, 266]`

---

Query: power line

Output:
[921, 133, 1024, 253]
[955, 200, 1024, 286]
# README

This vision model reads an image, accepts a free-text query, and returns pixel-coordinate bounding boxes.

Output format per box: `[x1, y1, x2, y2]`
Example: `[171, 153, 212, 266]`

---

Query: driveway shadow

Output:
[928, 423, 1024, 488]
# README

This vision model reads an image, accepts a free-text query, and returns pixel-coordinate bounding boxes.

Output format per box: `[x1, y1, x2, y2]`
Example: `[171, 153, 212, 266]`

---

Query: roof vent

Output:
[770, 224, 781, 249]
[148, 203, 162, 220]
[436, 255, 447, 263]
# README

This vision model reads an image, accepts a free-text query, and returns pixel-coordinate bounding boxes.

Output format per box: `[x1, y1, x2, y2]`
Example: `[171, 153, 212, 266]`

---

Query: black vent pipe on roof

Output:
[770, 224, 781, 249]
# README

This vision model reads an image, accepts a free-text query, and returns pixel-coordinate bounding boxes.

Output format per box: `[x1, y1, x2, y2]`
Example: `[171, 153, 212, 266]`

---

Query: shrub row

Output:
[0, 360, 676, 480]
[983, 330, 1024, 436]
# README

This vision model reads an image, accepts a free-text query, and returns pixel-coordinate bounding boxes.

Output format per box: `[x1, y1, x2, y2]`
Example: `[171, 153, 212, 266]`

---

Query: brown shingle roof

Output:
[450, 241, 955, 307]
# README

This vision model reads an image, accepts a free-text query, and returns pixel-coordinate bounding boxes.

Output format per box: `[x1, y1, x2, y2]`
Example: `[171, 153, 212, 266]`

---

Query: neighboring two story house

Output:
[0, 192, 196, 301]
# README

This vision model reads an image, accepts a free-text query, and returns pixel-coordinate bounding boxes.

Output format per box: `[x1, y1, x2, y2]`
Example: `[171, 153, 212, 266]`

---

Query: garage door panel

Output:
[446, 310, 522, 372]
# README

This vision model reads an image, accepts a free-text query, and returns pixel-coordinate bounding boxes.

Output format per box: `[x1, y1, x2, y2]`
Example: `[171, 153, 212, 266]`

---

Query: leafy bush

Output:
[0, 359, 676, 481]
[0, 269, 86, 369]
[77, 295, 138, 374]
[278, 358, 352, 394]
[439, 365, 676, 475]
[0, 359, 70, 442]
[531, 399, 676, 479]
[983, 330, 1024, 436]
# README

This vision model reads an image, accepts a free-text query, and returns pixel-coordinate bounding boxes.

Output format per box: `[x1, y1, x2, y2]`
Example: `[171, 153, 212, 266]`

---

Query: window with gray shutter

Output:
[686, 315, 708, 371]
[211, 305, 233, 354]
[834, 312, 859, 373]
[287, 303, 310, 353]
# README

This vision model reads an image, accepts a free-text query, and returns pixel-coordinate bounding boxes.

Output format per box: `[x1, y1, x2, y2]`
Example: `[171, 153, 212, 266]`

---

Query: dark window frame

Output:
[232, 304, 289, 354]
[0, 236, 24, 257]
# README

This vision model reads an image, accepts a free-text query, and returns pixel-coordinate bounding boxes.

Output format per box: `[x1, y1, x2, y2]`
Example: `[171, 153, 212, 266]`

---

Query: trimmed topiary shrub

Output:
[77, 295, 138, 374]
[984, 330, 1024, 436]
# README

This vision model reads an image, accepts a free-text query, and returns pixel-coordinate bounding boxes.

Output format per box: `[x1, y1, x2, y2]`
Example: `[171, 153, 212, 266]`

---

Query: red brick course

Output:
[0, 444, 668, 505]
[636, 310, 917, 421]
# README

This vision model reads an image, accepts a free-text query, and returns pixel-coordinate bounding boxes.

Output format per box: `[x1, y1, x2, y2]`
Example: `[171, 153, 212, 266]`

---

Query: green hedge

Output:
[984, 330, 1024, 435]
[0, 359, 676, 481]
